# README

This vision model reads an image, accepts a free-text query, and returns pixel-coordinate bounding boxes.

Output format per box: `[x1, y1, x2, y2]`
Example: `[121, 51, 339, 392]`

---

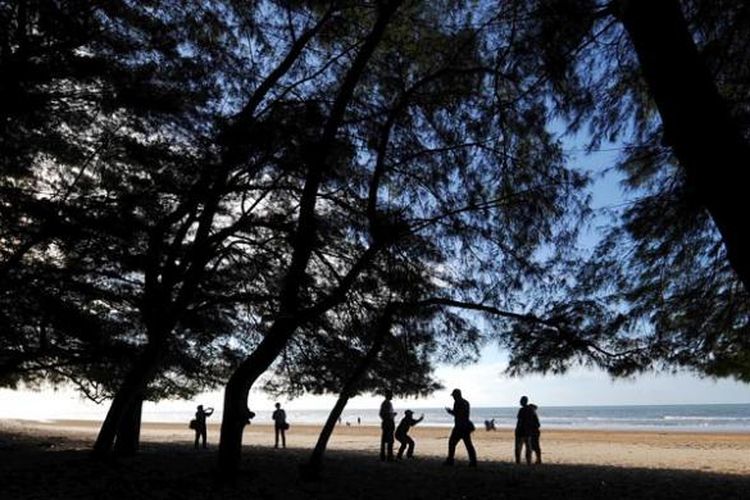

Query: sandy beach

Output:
[4, 419, 749, 474]
[1, 419, 749, 499]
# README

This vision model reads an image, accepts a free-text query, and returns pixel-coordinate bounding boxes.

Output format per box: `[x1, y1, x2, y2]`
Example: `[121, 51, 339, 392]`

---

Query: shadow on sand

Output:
[1, 431, 748, 499]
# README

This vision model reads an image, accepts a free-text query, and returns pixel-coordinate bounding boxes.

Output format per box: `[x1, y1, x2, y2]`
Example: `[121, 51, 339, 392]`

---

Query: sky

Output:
[3, 126, 750, 422]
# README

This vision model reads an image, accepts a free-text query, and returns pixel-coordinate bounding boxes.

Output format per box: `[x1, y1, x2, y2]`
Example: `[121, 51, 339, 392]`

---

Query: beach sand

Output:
[1, 419, 749, 499]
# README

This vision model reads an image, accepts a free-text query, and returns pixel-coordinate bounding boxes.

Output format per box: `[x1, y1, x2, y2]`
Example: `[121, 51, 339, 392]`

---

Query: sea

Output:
[132, 404, 750, 433]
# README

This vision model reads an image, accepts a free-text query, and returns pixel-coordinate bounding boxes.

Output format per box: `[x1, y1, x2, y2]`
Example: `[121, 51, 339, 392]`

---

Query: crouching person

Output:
[395, 410, 424, 459]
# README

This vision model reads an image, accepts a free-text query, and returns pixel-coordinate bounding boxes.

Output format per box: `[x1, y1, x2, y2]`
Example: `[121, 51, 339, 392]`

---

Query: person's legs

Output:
[406, 436, 415, 458]
[531, 434, 541, 464]
[445, 428, 459, 465]
[462, 433, 477, 466]
[281, 429, 286, 448]
[275, 427, 279, 448]
[514, 434, 523, 464]
[524, 436, 532, 465]
[201, 428, 207, 449]
[396, 436, 407, 459]
[383, 421, 394, 461]
[380, 425, 389, 461]
[194, 430, 199, 449]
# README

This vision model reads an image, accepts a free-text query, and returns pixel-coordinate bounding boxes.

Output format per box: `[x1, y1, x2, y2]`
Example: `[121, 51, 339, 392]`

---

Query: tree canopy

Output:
[1, 0, 748, 476]
[498, 0, 750, 380]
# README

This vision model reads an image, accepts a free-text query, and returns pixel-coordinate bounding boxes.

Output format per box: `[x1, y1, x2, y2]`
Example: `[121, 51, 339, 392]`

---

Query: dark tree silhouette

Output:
[12, 2, 742, 477]
[616, 0, 750, 292]
[214, 0, 589, 478]
[503, 0, 750, 379]
[0, 0, 281, 455]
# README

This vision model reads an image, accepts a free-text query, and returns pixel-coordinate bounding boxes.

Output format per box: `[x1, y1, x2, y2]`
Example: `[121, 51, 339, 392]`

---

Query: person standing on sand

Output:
[515, 396, 535, 465]
[193, 404, 214, 449]
[379, 390, 397, 461]
[272, 402, 288, 449]
[444, 389, 477, 466]
[395, 410, 424, 459]
[528, 403, 542, 464]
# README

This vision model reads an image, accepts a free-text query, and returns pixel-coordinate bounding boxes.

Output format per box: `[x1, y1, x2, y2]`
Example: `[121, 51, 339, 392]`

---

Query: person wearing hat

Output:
[444, 388, 477, 466]
[379, 390, 397, 461]
[395, 409, 424, 459]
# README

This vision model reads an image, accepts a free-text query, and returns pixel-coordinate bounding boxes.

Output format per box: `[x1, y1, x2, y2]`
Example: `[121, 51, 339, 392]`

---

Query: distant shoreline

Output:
[5, 401, 748, 433]
[4, 417, 750, 435]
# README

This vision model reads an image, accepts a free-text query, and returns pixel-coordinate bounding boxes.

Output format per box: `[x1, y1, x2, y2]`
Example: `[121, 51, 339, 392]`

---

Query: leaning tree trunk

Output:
[301, 312, 393, 481]
[216, 0, 403, 481]
[217, 319, 295, 481]
[93, 341, 165, 456]
[618, 0, 750, 292]
[113, 395, 143, 457]
[300, 393, 353, 481]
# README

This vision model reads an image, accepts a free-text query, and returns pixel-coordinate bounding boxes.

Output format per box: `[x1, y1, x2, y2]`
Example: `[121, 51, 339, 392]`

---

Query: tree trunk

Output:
[215, 0, 403, 481]
[93, 341, 165, 456]
[218, 0, 402, 480]
[301, 311, 393, 480]
[217, 319, 295, 480]
[300, 392, 352, 481]
[618, 0, 750, 291]
[216, 373, 252, 481]
[113, 395, 143, 457]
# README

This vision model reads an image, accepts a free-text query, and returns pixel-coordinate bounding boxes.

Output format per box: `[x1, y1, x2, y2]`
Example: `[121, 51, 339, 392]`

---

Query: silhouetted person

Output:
[484, 418, 496, 431]
[272, 402, 287, 449]
[379, 390, 396, 461]
[193, 404, 214, 449]
[444, 389, 477, 466]
[528, 403, 542, 464]
[357, 416, 361, 425]
[515, 396, 535, 465]
[395, 410, 424, 459]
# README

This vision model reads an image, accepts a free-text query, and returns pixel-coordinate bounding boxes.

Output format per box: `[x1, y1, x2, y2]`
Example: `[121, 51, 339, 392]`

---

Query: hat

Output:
[405, 409, 413, 415]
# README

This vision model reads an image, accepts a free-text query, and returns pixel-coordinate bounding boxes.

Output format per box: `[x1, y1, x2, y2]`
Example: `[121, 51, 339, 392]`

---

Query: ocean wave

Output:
[583, 417, 663, 422]
[662, 416, 750, 421]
